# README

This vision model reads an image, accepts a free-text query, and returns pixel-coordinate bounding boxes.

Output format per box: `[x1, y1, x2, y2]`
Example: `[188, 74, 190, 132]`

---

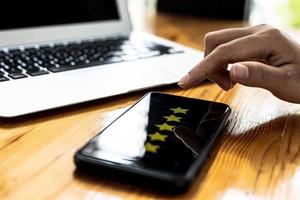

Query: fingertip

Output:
[224, 84, 231, 91]
[219, 82, 231, 91]
[177, 82, 186, 89]
[178, 74, 191, 88]
[222, 79, 233, 91]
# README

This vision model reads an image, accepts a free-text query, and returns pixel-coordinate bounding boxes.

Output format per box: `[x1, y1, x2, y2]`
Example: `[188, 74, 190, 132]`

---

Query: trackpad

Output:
[86, 64, 178, 93]
[122, 66, 178, 92]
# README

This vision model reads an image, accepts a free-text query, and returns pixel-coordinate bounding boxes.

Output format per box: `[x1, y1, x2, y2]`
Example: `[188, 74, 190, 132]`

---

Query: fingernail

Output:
[178, 74, 190, 87]
[232, 64, 249, 81]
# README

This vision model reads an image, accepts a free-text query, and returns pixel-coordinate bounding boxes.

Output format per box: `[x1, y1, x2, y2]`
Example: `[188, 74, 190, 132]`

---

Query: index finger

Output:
[179, 34, 272, 88]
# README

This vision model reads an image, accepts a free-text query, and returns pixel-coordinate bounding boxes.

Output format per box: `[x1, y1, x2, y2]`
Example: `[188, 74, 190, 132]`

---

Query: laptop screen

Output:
[0, 0, 120, 30]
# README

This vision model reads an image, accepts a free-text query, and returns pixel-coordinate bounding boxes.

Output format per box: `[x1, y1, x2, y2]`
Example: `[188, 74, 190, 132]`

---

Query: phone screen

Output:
[80, 93, 229, 175]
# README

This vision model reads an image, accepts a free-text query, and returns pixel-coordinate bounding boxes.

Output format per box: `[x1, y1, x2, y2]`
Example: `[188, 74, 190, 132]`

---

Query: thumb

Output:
[230, 62, 284, 91]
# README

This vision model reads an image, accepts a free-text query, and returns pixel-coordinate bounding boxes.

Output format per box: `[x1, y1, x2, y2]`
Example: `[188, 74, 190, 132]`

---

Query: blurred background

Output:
[127, 0, 300, 49]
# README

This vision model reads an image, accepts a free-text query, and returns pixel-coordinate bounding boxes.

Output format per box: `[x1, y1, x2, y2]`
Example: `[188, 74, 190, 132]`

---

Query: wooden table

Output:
[1, 7, 300, 200]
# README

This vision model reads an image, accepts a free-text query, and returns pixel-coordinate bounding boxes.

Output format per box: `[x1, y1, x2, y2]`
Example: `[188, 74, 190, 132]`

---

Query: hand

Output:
[178, 24, 300, 103]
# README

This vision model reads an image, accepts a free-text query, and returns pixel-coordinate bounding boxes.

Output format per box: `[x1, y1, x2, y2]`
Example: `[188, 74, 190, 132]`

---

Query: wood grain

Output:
[1, 4, 300, 200]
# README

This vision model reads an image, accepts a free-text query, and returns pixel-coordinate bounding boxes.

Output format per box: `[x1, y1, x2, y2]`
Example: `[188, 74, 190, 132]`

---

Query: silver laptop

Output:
[0, 0, 202, 117]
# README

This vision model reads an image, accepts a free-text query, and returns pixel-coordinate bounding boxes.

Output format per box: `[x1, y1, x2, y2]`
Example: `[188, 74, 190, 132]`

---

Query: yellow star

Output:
[163, 114, 182, 122]
[170, 107, 189, 114]
[144, 142, 160, 153]
[155, 123, 175, 131]
[148, 132, 168, 142]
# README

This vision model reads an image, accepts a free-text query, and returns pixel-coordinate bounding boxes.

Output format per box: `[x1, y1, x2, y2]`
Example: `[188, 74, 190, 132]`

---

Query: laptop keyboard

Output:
[0, 36, 183, 82]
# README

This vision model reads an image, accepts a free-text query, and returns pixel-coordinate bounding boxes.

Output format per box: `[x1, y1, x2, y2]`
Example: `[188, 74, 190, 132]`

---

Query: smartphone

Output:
[74, 92, 231, 193]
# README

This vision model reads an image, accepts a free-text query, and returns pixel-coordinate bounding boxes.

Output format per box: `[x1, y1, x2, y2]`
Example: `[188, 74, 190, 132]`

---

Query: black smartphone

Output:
[74, 92, 231, 193]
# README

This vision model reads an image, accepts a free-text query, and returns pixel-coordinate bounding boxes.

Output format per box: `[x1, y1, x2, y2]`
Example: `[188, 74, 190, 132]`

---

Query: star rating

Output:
[163, 114, 182, 122]
[155, 123, 175, 131]
[170, 107, 189, 114]
[144, 105, 190, 155]
[144, 142, 160, 153]
[148, 132, 168, 142]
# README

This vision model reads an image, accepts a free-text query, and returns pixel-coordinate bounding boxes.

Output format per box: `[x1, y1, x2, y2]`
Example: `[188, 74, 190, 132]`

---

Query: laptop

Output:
[0, 0, 202, 117]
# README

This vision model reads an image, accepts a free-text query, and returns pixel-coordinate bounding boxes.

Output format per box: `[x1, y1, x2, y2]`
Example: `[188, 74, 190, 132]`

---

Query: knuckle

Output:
[188, 65, 210, 78]
[188, 67, 200, 76]
[284, 68, 300, 81]
[256, 24, 272, 30]
[260, 27, 283, 38]
[216, 43, 231, 53]
[267, 27, 282, 35]
[204, 32, 218, 51]
[188, 67, 198, 77]
[259, 66, 267, 83]
[248, 24, 271, 34]
[214, 43, 232, 63]
[257, 66, 272, 88]
[204, 32, 216, 44]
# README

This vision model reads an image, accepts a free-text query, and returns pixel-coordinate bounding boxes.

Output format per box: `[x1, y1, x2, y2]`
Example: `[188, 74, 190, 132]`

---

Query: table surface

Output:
[1, 7, 300, 200]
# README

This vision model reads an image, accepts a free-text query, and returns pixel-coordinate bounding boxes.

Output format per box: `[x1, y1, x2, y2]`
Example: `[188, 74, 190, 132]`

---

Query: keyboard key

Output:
[22, 65, 40, 71]
[102, 56, 123, 64]
[8, 49, 22, 55]
[0, 51, 6, 57]
[5, 67, 22, 74]
[48, 66, 78, 73]
[0, 75, 8, 82]
[24, 47, 37, 54]
[53, 43, 64, 49]
[39, 45, 52, 53]
[8, 73, 27, 79]
[27, 70, 49, 76]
